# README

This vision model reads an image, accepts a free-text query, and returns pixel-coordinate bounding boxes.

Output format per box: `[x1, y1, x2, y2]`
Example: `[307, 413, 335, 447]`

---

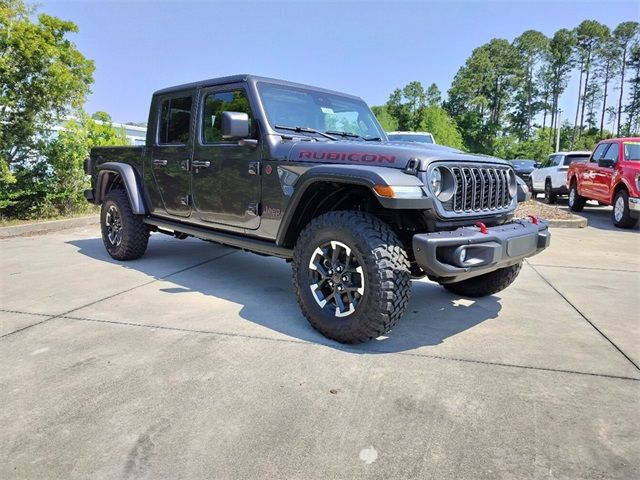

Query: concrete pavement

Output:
[1, 210, 638, 479]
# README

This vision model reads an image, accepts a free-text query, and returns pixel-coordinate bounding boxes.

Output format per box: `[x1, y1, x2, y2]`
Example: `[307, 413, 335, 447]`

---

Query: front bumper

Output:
[413, 219, 550, 283]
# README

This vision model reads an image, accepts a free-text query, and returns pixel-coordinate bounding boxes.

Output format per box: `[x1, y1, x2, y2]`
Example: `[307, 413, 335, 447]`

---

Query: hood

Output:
[272, 138, 509, 171]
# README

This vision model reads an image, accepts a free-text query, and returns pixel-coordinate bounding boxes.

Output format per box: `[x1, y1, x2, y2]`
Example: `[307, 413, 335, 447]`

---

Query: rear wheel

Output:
[612, 189, 639, 229]
[101, 189, 150, 260]
[441, 262, 522, 297]
[568, 181, 586, 212]
[292, 211, 411, 344]
[544, 180, 557, 204]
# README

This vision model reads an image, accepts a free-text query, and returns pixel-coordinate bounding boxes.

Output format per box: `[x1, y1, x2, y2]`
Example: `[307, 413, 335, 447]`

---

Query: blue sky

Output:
[41, 0, 640, 123]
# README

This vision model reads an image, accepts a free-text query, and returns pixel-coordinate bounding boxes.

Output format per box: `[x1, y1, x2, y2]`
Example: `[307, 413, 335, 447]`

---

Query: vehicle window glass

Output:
[564, 154, 590, 165]
[202, 89, 254, 143]
[158, 96, 192, 145]
[624, 142, 640, 161]
[542, 156, 553, 167]
[591, 143, 609, 162]
[553, 155, 563, 166]
[601, 144, 619, 162]
[257, 82, 383, 139]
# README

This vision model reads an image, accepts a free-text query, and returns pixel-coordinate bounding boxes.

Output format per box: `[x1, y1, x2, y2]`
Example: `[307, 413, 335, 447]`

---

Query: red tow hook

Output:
[528, 214, 539, 225]
[475, 221, 488, 234]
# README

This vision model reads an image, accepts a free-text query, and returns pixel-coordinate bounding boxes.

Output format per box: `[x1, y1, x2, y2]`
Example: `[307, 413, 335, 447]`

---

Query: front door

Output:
[148, 92, 195, 217]
[593, 142, 618, 201]
[191, 86, 261, 229]
[582, 142, 610, 201]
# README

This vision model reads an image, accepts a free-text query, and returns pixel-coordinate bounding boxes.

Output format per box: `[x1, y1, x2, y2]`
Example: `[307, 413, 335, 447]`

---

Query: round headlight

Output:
[430, 168, 442, 196]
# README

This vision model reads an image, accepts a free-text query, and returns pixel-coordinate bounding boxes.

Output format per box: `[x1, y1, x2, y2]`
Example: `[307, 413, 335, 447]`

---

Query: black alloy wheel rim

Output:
[105, 205, 123, 247]
[308, 240, 365, 317]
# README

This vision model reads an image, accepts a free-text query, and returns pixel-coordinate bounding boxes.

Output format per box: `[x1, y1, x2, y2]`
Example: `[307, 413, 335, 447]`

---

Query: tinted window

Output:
[601, 144, 619, 162]
[624, 142, 640, 161]
[202, 89, 254, 143]
[510, 160, 536, 169]
[564, 154, 590, 165]
[591, 143, 609, 162]
[158, 96, 192, 145]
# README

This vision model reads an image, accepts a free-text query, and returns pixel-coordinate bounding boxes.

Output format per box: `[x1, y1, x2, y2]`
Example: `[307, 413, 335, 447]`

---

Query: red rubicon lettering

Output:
[298, 151, 396, 164]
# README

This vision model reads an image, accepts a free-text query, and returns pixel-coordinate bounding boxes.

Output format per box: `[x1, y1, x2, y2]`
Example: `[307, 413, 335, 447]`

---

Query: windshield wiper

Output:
[325, 130, 381, 142]
[274, 125, 336, 141]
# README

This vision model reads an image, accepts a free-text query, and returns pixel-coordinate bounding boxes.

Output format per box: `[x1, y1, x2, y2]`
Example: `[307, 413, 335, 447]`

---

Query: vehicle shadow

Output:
[68, 236, 503, 354]
[534, 196, 639, 233]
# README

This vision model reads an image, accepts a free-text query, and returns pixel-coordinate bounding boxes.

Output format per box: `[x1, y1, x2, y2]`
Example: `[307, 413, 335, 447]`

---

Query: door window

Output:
[202, 89, 254, 143]
[158, 96, 193, 145]
[591, 143, 609, 162]
[601, 144, 619, 162]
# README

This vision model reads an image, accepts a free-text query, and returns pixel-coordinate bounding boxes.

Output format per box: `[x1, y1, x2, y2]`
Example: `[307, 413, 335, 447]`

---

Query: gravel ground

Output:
[515, 199, 574, 220]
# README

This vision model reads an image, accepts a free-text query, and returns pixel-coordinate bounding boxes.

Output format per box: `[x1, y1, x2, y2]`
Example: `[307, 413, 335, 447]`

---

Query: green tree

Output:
[371, 105, 398, 131]
[544, 29, 575, 145]
[386, 81, 427, 130]
[0, 0, 94, 183]
[425, 83, 442, 106]
[613, 21, 640, 135]
[623, 43, 640, 135]
[595, 33, 620, 136]
[571, 20, 609, 145]
[512, 30, 548, 139]
[418, 105, 464, 149]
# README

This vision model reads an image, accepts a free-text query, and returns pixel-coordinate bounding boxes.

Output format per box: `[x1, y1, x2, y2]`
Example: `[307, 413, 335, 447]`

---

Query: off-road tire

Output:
[442, 262, 523, 298]
[612, 189, 639, 229]
[544, 180, 557, 204]
[101, 189, 150, 260]
[568, 181, 586, 212]
[292, 211, 411, 344]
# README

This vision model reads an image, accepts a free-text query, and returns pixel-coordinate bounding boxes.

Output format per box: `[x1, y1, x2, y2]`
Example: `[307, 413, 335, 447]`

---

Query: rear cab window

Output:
[158, 95, 193, 145]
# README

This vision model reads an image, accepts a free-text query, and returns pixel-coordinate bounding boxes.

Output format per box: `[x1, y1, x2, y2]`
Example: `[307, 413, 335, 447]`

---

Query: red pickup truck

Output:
[567, 137, 640, 228]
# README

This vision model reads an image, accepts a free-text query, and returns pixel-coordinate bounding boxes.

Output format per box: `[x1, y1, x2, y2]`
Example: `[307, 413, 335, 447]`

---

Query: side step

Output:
[143, 217, 293, 259]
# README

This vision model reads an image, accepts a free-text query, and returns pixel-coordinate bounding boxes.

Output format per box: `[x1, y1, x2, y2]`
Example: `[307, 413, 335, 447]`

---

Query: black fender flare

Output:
[95, 162, 148, 215]
[275, 164, 433, 246]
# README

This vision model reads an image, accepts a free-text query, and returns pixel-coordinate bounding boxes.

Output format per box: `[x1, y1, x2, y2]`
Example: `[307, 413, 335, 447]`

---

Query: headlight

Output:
[430, 168, 442, 196]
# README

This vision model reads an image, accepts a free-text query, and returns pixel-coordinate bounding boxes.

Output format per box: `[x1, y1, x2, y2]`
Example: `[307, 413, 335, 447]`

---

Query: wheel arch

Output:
[95, 162, 148, 215]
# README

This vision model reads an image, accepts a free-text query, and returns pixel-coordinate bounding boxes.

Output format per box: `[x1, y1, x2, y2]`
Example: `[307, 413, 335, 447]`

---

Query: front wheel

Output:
[292, 211, 411, 344]
[441, 262, 523, 297]
[101, 189, 150, 260]
[568, 182, 586, 212]
[612, 189, 639, 229]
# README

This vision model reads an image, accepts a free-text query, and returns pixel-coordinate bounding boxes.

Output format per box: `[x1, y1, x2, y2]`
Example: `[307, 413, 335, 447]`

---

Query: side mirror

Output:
[534, 162, 542, 169]
[222, 111, 250, 139]
[598, 158, 615, 168]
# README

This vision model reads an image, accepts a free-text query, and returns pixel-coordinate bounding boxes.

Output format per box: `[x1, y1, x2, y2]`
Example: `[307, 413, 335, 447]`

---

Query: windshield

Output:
[387, 133, 434, 144]
[257, 82, 384, 140]
[624, 142, 640, 161]
[510, 160, 536, 168]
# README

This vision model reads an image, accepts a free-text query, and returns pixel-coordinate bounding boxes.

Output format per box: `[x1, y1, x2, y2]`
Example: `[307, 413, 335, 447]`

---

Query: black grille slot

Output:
[446, 165, 512, 213]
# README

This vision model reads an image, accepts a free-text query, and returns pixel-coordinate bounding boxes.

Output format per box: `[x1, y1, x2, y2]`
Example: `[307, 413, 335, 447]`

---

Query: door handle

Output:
[153, 159, 168, 166]
[192, 160, 211, 168]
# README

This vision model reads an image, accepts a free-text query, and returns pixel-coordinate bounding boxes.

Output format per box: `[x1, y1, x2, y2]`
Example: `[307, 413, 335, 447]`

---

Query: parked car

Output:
[530, 151, 591, 203]
[567, 137, 640, 228]
[387, 131, 436, 144]
[509, 159, 536, 190]
[83, 74, 550, 344]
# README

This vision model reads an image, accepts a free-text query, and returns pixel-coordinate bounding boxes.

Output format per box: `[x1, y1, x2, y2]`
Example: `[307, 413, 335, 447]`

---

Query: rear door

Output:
[148, 92, 196, 217]
[191, 84, 261, 229]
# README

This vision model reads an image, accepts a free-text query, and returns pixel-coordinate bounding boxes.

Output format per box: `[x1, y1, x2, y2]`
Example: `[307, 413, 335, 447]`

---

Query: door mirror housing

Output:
[222, 111, 250, 139]
[598, 158, 615, 168]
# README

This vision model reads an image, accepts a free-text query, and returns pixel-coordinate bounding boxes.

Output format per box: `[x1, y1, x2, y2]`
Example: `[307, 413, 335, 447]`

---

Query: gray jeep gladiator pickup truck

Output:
[84, 74, 550, 343]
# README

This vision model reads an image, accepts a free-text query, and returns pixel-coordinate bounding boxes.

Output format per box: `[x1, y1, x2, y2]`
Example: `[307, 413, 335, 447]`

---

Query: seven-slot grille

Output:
[446, 165, 512, 212]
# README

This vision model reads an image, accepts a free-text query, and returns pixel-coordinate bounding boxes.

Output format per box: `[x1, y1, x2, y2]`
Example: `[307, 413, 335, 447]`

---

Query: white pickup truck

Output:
[530, 151, 591, 203]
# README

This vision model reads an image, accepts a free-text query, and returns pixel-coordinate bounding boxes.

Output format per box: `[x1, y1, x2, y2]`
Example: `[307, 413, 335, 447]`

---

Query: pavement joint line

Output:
[53, 313, 640, 382]
[527, 263, 639, 273]
[526, 259, 640, 372]
[0, 250, 237, 339]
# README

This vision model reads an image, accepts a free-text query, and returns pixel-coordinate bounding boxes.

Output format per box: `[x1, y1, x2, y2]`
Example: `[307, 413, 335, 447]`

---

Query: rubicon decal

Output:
[298, 151, 396, 164]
